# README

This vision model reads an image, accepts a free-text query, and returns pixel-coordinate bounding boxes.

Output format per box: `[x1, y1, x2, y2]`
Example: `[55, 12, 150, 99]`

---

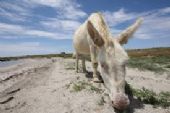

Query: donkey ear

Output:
[117, 18, 143, 45]
[87, 21, 104, 47]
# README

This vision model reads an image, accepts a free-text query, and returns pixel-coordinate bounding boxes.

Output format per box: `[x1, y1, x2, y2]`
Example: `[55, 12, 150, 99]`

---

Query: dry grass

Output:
[127, 47, 170, 57]
[127, 47, 170, 73]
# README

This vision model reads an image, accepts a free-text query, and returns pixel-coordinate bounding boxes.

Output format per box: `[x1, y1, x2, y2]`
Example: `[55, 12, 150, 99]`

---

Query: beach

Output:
[0, 58, 169, 113]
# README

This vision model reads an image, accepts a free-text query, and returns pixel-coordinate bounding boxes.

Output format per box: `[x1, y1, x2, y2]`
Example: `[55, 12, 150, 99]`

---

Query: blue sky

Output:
[0, 0, 170, 57]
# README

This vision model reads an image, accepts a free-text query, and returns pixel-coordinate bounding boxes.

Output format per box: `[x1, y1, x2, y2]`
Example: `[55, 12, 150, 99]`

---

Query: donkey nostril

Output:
[112, 100, 129, 110]
[112, 93, 130, 110]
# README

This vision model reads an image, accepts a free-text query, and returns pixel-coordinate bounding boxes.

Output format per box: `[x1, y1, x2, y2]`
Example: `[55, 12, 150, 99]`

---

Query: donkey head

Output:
[87, 18, 143, 110]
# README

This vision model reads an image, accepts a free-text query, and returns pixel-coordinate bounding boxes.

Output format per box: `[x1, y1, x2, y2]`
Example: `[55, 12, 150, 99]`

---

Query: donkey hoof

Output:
[83, 70, 87, 73]
[93, 77, 101, 83]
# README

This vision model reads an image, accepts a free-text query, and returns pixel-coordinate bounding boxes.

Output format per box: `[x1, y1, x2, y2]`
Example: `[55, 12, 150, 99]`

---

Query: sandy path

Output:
[126, 68, 170, 93]
[0, 58, 169, 113]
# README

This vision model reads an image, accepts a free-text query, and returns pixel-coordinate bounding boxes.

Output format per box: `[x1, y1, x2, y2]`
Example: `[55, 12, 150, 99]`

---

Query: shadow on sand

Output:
[124, 83, 144, 113]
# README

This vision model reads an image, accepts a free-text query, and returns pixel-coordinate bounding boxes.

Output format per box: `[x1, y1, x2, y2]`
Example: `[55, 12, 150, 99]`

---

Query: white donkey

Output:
[73, 12, 143, 110]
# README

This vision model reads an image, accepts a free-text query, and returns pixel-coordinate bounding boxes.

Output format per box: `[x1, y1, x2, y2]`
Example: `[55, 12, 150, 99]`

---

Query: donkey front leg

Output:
[81, 58, 86, 73]
[90, 46, 100, 82]
[75, 53, 79, 73]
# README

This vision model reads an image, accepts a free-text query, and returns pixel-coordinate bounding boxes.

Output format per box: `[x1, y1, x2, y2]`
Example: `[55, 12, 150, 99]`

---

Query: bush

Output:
[127, 57, 166, 73]
[126, 83, 170, 108]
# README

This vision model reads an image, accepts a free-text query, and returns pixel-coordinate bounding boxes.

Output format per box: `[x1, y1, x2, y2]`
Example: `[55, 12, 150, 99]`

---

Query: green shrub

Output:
[128, 57, 166, 73]
[132, 87, 157, 105]
[89, 85, 103, 93]
[72, 82, 87, 92]
[71, 81, 103, 93]
[165, 65, 170, 68]
[126, 83, 170, 108]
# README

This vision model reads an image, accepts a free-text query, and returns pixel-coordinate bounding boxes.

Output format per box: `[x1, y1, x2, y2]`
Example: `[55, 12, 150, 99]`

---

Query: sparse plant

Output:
[165, 64, 170, 68]
[72, 82, 86, 92]
[70, 81, 103, 93]
[65, 82, 72, 89]
[97, 96, 105, 106]
[125, 83, 170, 108]
[157, 92, 170, 108]
[127, 56, 168, 73]
[132, 87, 157, 105]
[89, 85, 103, 93]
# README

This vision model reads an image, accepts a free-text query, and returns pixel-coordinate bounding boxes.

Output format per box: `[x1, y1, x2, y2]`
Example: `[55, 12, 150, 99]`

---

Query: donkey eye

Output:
[101, 62, 108, 69]
[101, 63, 105, 67]
[101, 62, 109, 74]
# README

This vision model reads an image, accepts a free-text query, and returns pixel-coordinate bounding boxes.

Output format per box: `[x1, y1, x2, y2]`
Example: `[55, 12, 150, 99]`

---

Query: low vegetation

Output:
[127, 47, 170, 73]
[127, 56, 170, 73]
[68, 81, 170, 108]
[72, 81, 87, 92]
[126, 83, 170, 108]
[0, 52, 72, 61]
[66, 81, 103, 93]
[97, 96, 105, 106]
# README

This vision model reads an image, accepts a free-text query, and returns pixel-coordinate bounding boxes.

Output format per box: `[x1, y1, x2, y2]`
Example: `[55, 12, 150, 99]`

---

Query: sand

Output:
[0, 58, 169, 113]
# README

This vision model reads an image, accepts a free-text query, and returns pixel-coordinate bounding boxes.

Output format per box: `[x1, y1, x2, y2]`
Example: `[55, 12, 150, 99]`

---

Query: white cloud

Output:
[25, 30, 56, 38]
[0, 1, 31, 22]
[159, 7, 170, 14]
[0, 2, 29, 14]
[0, 22, 71, 39]
[103, 8, 137, 27]
[0, 8, 26, 22]
[0, 42, 40, 52]
[40, 18, 81, 31]
[61, 4, 87, 20]
[0, 42, 58, 57]
[0, 0, 86, 40]
[103, 7, 170, 39]
[0, 23, 24, 33]
[24, 0, 87, 20]
[18, 42, 40, 46]
[1, 0, 170, 41]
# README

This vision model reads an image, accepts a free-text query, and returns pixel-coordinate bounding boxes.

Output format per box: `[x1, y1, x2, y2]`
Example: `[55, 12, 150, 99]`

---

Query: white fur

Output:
[73, 12, 142, 110]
